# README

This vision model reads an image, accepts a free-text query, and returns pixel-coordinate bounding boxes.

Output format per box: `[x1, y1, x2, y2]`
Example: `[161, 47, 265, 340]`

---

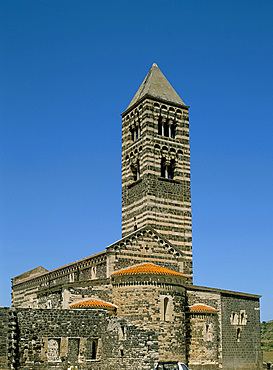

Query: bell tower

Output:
[121, 63, 192, 276]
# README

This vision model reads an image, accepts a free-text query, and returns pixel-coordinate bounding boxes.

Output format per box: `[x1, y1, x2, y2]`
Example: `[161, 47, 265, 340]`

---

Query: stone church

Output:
[0, 64, 262, 369]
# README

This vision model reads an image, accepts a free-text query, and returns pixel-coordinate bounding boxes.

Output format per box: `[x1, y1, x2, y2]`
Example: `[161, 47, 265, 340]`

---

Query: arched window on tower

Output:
[171, 123, 175, 138]
[132, 160, 140, 181]
[130, 126, 134, 141]
[161, 158, 166, 178]
[168, 159, 175, 179]
[130, 124, 140, 141]
[158, 116, 162, 135]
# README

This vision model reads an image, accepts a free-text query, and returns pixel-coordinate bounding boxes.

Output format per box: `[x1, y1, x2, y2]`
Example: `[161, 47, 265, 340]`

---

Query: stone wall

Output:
[221, 293, 263, 370]
[186, 287, 222, 369]
[112, 273, 187, 362]
[186, 286, 263, 370]
[0, 308, 10, 369]
[0, 307, 158, 369]
[187, 312, 219, 370]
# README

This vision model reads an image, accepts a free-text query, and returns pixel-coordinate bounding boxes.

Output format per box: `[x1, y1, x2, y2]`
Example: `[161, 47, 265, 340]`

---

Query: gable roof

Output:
[106, 225, 184, 257]
[12, 266, 48, 285]
[111, 263, 187, 278]
[125, 63, 187, 112]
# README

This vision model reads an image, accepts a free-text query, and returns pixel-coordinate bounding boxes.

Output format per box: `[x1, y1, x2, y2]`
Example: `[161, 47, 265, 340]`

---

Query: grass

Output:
[261, 321, 273, 363]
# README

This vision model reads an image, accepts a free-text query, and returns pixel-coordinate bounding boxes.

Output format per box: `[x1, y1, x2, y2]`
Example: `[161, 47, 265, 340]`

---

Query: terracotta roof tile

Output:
[189, 304, 218, 313]
[70, 299, 117, 310]
[111, 263, 187, 278]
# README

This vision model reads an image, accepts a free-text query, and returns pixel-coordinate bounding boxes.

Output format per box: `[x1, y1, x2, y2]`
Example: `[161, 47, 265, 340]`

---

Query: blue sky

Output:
[0, 0, 272, 321]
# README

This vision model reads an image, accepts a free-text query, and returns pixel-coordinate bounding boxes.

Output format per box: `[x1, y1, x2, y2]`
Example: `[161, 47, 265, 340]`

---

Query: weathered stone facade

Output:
[0, 307, 158, 369]
[2, 63, 262, 369]
[111, 267, 188, 362]
[221, 293, 262, 369]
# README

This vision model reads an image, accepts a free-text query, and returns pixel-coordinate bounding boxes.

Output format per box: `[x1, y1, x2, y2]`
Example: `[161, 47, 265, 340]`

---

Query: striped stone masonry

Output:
[121, 96, 192, 277]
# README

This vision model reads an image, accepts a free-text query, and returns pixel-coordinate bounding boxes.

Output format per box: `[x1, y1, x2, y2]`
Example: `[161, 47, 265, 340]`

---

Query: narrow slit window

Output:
[237, 328, 241, 342]
[91, 340, 97, 359]
[163, 297, 169, 321]
[161, 158, 166, 178]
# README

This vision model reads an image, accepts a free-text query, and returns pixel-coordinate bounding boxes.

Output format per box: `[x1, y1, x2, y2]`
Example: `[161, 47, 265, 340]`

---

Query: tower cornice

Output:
[121, 94, 190, 117]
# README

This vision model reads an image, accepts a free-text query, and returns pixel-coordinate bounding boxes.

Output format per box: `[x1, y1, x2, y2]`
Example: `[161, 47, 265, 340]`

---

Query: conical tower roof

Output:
[125, 63, 186, 111]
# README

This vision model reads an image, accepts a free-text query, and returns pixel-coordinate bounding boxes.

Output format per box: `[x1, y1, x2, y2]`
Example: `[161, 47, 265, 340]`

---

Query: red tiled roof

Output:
[189, 304, 218, 313]
[111, 263, 187, 277]
[70, 299, 117, 310]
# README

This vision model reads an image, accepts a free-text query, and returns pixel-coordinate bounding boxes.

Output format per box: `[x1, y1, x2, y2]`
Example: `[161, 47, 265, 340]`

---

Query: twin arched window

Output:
[131, 158, 174, 181]
[158, 117, 175, 138]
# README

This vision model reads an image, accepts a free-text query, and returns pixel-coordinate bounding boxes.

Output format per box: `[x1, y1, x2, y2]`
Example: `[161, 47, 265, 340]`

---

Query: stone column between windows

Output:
[164, 159, 170, 178]
[162, 117, 166, 136]
[168, 119, 173, 138]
